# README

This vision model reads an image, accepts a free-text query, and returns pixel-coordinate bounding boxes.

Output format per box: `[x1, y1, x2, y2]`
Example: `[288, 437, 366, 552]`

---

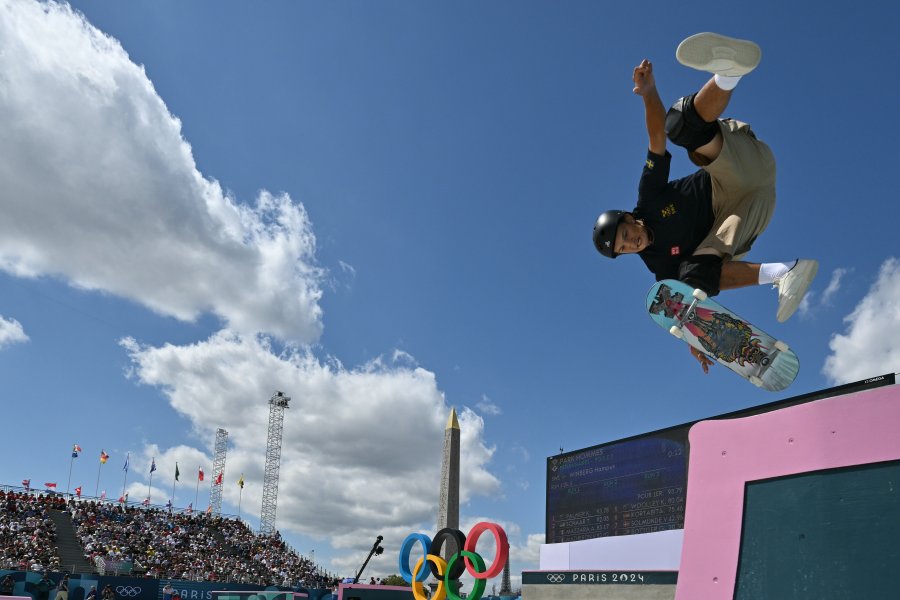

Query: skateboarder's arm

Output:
[632, 59, 666, 155]
[678, 255, 722, 296]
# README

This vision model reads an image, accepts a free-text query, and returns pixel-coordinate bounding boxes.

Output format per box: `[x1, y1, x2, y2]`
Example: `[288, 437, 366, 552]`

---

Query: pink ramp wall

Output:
[675, 384, 900, 600]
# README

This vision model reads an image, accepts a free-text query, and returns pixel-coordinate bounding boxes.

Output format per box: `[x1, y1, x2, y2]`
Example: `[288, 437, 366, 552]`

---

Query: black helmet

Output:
[593, 210, 627, 258]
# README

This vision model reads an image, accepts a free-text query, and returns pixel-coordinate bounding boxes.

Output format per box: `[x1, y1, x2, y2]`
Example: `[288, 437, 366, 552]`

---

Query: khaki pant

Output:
[696, 118, 776, 259]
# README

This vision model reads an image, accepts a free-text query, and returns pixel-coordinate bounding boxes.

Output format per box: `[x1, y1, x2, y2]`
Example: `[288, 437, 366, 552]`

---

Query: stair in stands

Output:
[210, 525, 233, 554]
[47, 509, 96, 574]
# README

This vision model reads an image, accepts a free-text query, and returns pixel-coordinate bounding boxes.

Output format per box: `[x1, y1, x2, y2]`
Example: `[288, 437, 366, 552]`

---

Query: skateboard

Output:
[646, 279, 799, 391]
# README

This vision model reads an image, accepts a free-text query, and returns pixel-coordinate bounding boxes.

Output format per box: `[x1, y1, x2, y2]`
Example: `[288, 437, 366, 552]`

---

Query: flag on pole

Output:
[142, 498, 150, 506]
[72, 444, 82, 458]
[206, 504, 212, 515]
[238, 474, 244, 489]
[100, 450, 109, 464]
[75, 486, 82, 497]
[100, 491, 107, 501]
[175, 463, 180, 481]
[150, 458, 157, 474]
[45, 482, 57, 489]
[166, 499, 172, 509]
[198, 466, 204, 481]
[22, 479, 30, 490]
[123, 454, 130, 472]
[186, 503, 193, 514]
[214, 472, 223, 486]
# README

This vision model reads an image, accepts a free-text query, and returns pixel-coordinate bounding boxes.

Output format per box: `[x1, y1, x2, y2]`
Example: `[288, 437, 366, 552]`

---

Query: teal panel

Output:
[735, 460, 900, 598]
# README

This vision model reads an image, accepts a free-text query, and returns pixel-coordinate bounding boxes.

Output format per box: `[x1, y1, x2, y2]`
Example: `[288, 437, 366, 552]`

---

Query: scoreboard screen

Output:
[545, 427, 689, 543]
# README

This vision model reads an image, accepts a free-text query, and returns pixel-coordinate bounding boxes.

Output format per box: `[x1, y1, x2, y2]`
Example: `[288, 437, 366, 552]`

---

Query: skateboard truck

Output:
[667, 287, 708, 339]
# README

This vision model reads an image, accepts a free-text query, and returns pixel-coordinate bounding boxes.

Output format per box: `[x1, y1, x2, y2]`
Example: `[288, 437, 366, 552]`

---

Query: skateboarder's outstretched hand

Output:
[632, 59, 656, 96]
[689, 346, 714, 374]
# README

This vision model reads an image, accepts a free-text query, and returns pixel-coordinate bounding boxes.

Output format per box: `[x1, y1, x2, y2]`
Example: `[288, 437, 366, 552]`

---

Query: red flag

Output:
[118, 495, 125, 503]
[214, 472, 223, 485]
[142, 498, 150, 506]
[198, 466, 204, 481]
[22, 479, 30, 489]
[44, 482, 57, 489]
[74, 487, 82, 497]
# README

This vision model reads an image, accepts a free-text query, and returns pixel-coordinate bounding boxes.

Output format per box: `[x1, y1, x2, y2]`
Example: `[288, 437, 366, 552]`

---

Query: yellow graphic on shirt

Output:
[646, 159, 655, 169]
[660, 203, 676, 218]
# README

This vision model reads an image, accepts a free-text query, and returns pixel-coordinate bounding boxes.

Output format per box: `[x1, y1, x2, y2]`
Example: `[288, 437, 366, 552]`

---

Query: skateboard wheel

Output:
[774, 340, 789, 352]
[669, 325, 684, 339]
[761, 356, 770, 366]
[749, 375, 764, 387]
[692, 288, 708, 301]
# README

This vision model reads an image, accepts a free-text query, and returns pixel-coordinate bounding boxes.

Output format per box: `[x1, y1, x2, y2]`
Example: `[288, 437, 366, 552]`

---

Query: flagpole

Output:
[172, 463, 178, 506]
[238, 486, 243, 520]
[95, 458, 102, 497]
[122, 453, 130, 500]
[66, 454, 74, 498]
[194, 474, 200, 509]
[148, 460, 154, 504]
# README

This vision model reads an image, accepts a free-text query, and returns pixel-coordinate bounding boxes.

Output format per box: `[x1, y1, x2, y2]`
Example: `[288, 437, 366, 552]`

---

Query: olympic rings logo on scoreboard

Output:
[115, 587, 142, 597]
[399, 521, 509, 600]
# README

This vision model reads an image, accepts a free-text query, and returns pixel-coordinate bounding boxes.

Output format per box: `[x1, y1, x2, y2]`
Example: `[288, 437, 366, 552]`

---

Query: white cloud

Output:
[797, 291, 813, 318]
[121, 332, 502, 570]
[476, 395, 502, 416]
[821, 267, 850, 306]
[0, 315, 29, 348]
[510, 531, 544, 567]
[799, 267, 851, 319]
[823, 258, 900, 384]
[0, 0, 323, 343]
[338, 261, 357, 278]
[510, 444, 530, 462]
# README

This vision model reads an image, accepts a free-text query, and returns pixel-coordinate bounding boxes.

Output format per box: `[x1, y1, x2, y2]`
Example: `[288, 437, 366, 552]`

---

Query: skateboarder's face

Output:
[614, 217, 651, 255]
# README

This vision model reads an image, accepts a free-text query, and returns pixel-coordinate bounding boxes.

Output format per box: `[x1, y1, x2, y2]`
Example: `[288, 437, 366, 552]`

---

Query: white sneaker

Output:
[676, 32, 762, 77]
[775, 259, 819, 322]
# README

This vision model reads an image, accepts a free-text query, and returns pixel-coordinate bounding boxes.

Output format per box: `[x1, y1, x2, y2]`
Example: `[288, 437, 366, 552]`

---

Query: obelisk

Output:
[436, 408, 461, 595]
[437, 408, 460, 531]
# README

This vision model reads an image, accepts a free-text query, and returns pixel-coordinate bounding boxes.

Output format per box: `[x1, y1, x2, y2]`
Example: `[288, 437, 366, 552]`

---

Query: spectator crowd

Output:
[69, 498, 332, 587]
[0, 490, 63, 572]
[1, 489, 336, 589]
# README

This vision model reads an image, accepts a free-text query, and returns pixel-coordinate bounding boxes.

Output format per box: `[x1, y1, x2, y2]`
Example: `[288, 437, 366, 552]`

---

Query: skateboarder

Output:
[592, 32, 818, 371]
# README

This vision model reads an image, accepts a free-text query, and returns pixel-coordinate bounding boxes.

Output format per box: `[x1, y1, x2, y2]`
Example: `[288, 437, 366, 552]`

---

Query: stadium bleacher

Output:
[2, 488, 335, 589]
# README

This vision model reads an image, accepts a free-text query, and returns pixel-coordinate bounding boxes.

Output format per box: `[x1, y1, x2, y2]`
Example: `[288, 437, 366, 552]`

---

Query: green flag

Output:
[175, 463, 180, 481]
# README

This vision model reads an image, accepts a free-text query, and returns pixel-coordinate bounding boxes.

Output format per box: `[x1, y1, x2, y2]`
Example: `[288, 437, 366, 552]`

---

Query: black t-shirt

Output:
[633, 150, 714, 280]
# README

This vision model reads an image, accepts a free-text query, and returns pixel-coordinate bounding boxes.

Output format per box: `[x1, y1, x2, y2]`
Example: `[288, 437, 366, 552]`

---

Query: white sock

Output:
[759, 260, 798, 285]
[714, 73, 742, 91]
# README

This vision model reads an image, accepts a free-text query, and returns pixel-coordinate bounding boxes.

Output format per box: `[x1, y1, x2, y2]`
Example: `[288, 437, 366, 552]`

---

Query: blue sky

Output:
[2, 0, 899, 586]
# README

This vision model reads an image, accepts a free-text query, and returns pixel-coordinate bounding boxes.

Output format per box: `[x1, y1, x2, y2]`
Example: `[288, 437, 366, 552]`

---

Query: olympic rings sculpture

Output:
[398, 522, 509, 600]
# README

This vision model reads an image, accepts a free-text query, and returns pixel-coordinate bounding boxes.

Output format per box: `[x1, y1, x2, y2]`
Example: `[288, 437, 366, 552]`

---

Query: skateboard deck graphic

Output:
[646, 279, 799, 391]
